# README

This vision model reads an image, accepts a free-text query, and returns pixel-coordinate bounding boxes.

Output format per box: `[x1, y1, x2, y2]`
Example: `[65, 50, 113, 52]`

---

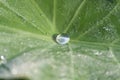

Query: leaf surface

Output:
[0, 0, 120, 80]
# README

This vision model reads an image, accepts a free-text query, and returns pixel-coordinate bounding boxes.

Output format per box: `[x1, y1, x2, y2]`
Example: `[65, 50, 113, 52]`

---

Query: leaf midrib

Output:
[0, 25, 52, 42]
[64, 0, 87, 33]
[1, 24, 120, 49]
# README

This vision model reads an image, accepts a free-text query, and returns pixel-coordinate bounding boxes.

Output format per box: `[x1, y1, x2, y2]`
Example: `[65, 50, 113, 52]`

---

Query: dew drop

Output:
[20, 42, 24, 45]
[3, 48, 8, 52]
[93, 50, 102, 56]
[0, 55, 7, 65]
[77, 54, 81, 57]
[103, 26, 111, 31]
[56, 33, 70, 45]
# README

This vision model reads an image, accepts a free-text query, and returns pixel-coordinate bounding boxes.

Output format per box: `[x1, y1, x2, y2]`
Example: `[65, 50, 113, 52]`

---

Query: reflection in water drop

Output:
[0, 55, 7, 65]
[56, 33, 70, 45]
[94, 51, 102, 56]
[103, 26, 111, 31]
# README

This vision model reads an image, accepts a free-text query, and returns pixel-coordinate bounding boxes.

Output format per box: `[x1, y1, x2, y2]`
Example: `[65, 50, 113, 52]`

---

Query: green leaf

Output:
[0, 0, 120, 80]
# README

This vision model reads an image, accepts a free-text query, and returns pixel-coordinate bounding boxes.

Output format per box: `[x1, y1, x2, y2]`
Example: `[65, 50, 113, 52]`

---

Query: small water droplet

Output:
[77, 54, 81, 57]
[105, 71, 113, 76]
[103, 26, 111, 31]
[56, 33, 70, 45]
[28, 44, 33, 48]
[0, 55, 7, 65]
[27, 38, 31, 41]
[94, 50, 102, 56]
[20, 42, 24, 45]
[108, 53, 114, 58]
[3, 48, 8, 52]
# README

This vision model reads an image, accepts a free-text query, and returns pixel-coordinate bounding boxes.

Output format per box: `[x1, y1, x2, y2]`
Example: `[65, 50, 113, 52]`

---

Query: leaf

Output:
[0, 0, 120, 80]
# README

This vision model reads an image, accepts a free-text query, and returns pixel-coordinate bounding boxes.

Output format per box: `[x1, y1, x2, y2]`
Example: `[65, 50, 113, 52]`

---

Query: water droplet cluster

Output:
[0, 55, 7, 65]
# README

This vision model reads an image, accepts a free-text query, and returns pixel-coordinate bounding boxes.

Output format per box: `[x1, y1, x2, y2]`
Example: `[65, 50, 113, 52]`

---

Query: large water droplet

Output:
[56, 33, 70, 45]
[0, 55, 7, 65]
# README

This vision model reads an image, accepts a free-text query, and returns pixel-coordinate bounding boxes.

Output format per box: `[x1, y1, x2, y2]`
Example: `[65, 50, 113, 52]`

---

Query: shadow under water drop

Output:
[52, 33, 59, 44]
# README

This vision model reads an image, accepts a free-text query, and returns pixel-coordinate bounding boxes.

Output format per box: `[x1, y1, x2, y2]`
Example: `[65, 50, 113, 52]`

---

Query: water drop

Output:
[20, 42, 24, 45]
[0, 55, 7, 65]
[77, 54, 81, 57]
[56, 33, 70, 45]
[94, 51, 102, 56]
[103, 26, 111, 31]
[3, 48, 8, 52]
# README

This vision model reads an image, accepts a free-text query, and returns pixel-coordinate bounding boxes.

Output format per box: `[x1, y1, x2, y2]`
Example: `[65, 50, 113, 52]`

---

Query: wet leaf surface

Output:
[0, 0, 120, 80]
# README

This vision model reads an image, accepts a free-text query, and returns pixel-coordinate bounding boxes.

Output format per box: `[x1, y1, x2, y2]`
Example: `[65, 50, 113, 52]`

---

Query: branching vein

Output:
[64, 0, 87, 33]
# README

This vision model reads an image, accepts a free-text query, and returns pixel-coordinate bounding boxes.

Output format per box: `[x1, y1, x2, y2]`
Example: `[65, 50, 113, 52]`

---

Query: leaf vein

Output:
[64, 0, 87, 33]
[0, 1, 45, 34]
[77, 2, 120, 39]
[109, 47, 120, 65]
